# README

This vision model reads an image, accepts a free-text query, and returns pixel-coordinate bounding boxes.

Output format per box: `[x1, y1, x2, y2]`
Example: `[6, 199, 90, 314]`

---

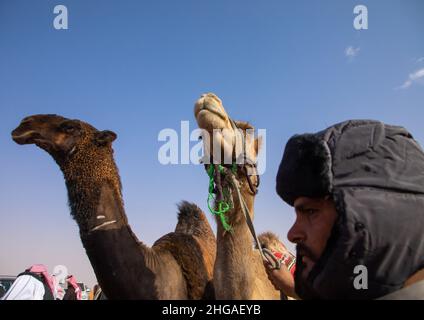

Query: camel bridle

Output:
[229, 118, 260, 195]
[204, 118, 281, 270]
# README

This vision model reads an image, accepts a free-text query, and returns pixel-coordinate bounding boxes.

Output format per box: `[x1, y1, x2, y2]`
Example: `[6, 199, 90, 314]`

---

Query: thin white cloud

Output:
[399, 68, 424, 89]
[345, 46, 360, 60]
[417, 57, 424, 63]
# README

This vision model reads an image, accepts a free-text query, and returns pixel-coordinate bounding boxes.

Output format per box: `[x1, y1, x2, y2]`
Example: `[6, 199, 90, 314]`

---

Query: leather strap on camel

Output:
[227, 171, 280, 270]
[229, 118, 260, 195]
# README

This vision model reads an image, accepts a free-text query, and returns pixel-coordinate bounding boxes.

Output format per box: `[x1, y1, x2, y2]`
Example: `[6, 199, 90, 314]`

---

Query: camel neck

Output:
[58, 147, 164, 299]
[214, 178, 279, 299]
[214, 187, 259, 299]
[60, 147, 127, 235]
[214, 174, 273, 299]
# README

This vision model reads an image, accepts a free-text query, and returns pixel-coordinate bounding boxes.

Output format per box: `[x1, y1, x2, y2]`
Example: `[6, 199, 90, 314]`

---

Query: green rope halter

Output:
[207, 164, 237, 232]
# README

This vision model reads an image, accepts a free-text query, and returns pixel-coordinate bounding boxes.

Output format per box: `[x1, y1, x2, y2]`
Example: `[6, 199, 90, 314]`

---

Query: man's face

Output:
[287, 196, 337, 281]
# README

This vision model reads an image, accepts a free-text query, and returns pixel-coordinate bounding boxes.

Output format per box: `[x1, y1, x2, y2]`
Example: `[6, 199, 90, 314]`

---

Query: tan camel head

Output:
[258, 232, 290, 255]
[11, 114, 117, 163]
[194, 93, 230, 131]
[194, 93, 261, 165]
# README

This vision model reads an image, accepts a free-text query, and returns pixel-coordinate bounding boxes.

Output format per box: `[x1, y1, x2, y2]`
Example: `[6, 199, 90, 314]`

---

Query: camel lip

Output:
[11, 130, 43, 145]
[196, 104, 228, 122]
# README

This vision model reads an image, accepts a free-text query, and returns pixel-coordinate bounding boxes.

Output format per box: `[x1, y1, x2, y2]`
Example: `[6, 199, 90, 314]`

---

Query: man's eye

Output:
[305, 208, 318, 215]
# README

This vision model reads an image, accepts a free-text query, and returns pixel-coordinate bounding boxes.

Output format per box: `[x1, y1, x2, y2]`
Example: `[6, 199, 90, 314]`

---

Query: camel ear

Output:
[255, 136, 263, 154]
[94, 130, 117, 146]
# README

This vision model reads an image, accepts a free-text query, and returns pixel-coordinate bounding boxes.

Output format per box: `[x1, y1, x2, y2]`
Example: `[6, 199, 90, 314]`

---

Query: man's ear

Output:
[94, 130, 117, 146]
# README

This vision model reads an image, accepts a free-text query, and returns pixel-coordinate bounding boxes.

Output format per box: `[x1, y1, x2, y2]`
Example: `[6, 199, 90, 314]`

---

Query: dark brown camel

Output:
[11, 114, 216, 300]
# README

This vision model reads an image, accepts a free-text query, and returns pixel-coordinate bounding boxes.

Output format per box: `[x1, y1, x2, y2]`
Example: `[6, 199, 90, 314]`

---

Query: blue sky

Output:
[1, 0, 423, 287]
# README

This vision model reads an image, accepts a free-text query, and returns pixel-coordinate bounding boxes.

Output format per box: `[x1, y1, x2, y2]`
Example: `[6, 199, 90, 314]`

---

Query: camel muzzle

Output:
[11, 130, 43, 145]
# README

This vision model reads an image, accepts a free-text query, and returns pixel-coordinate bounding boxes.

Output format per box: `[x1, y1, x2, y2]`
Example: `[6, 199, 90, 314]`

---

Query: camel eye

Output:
[59, 121, 80, 134]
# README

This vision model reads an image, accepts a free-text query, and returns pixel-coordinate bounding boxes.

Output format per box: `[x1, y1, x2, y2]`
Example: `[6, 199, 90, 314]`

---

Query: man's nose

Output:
[287, 219, 304, 244]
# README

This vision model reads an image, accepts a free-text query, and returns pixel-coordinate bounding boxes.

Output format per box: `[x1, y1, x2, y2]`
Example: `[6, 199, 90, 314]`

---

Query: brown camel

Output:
[11, 114, 216, 300]
[258, 232, 296, 274]
[194, 93, 281, 299]
[258, 232, 294, 262]
[258, 232, 297, 300]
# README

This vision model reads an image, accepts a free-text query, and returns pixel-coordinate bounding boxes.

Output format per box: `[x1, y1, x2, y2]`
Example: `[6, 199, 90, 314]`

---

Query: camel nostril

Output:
[11, 128, 24, 138]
